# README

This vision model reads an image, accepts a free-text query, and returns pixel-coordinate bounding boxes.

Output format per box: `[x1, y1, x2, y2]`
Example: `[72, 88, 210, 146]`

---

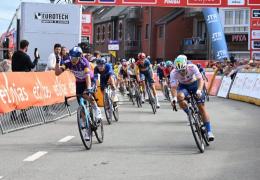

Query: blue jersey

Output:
[136, 59, 151, 73]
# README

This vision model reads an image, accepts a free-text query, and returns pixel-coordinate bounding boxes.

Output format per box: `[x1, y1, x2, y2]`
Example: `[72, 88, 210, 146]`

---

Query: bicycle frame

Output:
[79, 97, 90, 129]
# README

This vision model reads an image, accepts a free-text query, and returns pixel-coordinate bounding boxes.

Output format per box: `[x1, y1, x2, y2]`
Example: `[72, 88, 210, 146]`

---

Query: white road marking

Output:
[58, 136, 75, 143]
[0, 176, 3, 179]
[23, 151, 48, 162]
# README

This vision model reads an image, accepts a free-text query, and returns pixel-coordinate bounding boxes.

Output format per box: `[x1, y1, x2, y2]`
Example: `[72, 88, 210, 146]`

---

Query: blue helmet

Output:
[165, 60, 173, 67]
[96, 58, 106, 65]
[69, 46, 82, 58]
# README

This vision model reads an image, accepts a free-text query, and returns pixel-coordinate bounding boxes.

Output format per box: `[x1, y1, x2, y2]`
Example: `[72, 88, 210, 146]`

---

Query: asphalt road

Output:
[0, 95, 260, 180]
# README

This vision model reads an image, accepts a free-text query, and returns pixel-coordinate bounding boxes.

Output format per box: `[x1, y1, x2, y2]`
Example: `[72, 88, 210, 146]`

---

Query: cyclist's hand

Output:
[196, 89, 202, 98]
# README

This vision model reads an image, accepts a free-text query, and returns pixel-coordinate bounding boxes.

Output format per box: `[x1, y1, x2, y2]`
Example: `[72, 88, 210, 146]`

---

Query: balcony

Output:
[125, 40, 140, 51]
[182, 37, 207, 54]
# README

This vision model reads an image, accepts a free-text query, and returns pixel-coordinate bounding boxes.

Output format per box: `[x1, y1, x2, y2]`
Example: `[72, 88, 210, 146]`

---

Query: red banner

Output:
[248, 0, 260, 5]
[81, 12, 93, 44]
[0, 71, 76, 114]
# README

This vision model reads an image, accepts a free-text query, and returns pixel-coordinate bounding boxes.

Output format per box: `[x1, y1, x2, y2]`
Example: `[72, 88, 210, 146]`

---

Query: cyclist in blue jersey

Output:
[55, 46, 102, 120]
[197, 63, 208, 81]
[93, 58, 118, 102]
[136, 52, 160, 108]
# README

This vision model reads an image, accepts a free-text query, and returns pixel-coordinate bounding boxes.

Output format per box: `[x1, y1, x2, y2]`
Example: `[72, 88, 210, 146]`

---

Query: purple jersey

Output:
[61, 57, 93, 82]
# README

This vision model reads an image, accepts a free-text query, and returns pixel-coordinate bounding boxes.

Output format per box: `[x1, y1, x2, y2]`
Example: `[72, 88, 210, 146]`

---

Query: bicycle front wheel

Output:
[113, 102, 119, 122]
[146, 83, 156, 114]
[77, 106, 92, 150]
[188, 109, 205, 153]
[103, 92, 112, 124]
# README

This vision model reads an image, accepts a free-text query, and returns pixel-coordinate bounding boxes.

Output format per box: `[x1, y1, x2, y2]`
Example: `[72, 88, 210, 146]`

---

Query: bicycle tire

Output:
[146, 82, 156, 114]
[164, 85, 170, 102]
[187, 108, 205, 153]
[103, 91, 112, 125]
[89, 107, 104, 143]
[77, 106, 92, 150]
[204, 85, 210, 102]
[135, 88, 142, 108]
[113, 102, 119, 122]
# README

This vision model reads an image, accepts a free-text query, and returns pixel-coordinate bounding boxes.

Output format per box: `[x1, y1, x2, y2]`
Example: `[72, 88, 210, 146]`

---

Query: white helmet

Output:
[129, 58, 135, 64]
[174, 55, 188, 70]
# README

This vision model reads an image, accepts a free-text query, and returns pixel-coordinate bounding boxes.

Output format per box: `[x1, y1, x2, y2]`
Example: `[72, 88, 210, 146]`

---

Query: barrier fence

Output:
[0, 71, 77, 134]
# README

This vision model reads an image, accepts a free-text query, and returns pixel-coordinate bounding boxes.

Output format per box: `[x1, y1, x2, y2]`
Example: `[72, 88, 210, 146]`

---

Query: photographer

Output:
[12, 40, 39, 72]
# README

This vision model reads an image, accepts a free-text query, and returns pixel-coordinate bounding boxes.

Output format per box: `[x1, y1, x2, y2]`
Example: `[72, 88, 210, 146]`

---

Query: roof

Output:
[94, 7, 128, 24]
[156, 8, 185, 26]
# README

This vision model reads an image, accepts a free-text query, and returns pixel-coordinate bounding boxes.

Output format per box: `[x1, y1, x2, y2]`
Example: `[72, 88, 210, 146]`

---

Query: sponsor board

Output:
[252, 30, 260, 39]
[228, 0, 245, 5]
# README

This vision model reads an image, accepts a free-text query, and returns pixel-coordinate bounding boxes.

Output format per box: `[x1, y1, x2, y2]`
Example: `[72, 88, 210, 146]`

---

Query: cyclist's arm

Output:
[55, 63, 66, 76]
[170, 71, 178, 101]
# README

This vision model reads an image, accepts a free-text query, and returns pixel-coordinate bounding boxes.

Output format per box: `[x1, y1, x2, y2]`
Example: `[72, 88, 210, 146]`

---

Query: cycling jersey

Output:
[157, 66, 165, 80]
[136, 59, 154, 84]
[94, 63, 115, 90]
[170, 64, 202, 87]
[163, 67, 172, 79]
[61, 57, 93, 82]
[119, 67, 129, 79]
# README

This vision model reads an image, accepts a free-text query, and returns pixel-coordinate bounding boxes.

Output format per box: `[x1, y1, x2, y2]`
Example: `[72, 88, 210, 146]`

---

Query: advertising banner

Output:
[0, 71, 76, 114]
[203, 8, 229, 60]
[217, 76, 232, 98]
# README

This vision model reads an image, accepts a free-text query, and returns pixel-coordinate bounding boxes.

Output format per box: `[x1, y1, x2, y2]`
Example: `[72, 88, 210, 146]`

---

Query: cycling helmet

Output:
[160, 61, 166, 67]
[138, 52, 146, 59]
[69, 46, 82, 58]
[96, 58, 106, 65]
[129, 58, 135, 64]
[165, 60, 173, 67]
[174, 55, 188, 70]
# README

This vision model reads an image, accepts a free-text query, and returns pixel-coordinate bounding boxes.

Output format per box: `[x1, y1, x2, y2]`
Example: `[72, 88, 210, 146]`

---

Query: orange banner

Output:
[0, 71, 76, 113]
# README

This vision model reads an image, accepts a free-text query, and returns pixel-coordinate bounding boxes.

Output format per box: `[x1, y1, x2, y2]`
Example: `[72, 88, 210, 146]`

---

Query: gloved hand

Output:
[196, 89, 202, 98]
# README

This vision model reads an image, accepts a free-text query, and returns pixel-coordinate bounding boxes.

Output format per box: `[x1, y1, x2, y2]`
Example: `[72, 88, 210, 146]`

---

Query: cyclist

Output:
[157, 62, 165, 87]
[164, 60, 174, 82]
[197, 63, 208, 82]
[55, 46, 102, 120]
[136, 52, 160, 108]
[170, 55, 214, 141]
[93, 58, 118, 102]
[118, 60, 130, 93]
[128, 58, 138, 80]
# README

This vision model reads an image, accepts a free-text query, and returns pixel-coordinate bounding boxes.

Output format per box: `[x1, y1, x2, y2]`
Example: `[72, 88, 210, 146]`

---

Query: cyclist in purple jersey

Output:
[55, 46, 102, 120]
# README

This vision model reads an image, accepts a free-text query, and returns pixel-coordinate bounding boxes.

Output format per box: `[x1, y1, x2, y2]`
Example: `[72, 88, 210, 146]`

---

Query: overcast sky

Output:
[0, 0, 50, 35]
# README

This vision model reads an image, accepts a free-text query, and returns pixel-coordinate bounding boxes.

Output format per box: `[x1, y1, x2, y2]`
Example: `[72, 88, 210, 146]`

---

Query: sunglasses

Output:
[178, 69, 186, 73]
[71, 57, 79, 62]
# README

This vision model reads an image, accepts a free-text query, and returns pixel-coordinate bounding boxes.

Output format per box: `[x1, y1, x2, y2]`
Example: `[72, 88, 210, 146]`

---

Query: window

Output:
[159, 26, 164, 38]
[108, 23, 112, 40]
[223, 9, 249, 33]
[119, 22, 123, 40]
[145, 24, 149, 39]
[102, 25, 105, 41]
[97, 26, 100, 42]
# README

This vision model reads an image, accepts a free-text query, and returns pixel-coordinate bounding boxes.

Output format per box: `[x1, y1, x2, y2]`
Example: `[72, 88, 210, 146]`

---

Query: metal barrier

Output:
[0, 99, 78, 134]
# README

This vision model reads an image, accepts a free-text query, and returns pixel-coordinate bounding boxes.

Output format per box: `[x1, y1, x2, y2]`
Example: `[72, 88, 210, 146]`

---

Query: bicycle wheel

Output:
[129, 88, 135, 105]
[146, 82, 156, 114]
[89, 107, 104, 143]
[204, 85, 209, 102]
[135, 87, 142, 108]
[113, 102, 119, 122]
[187, 108, 205, 153]
[77, 106, 92, 150]
[164, 85, 170, 101]
[103, 91, 112, 124]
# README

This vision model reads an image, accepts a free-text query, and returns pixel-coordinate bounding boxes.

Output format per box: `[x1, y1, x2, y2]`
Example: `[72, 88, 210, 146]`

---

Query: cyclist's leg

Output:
[177, 87, 190, 115]
[140, 73, 146, 102]
[146, 72, 160, 107]
[108, 74, 118, 102]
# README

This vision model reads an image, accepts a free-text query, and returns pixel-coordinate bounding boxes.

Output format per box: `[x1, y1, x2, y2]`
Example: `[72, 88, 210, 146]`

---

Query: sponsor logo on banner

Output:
[252, 30, 260, 39]
[217, 76, 232, 98]
[252, 40, 260, 49]
[122, 0, 157, 4]
[228, 0, 244, 5]
[187, 0, 221, 5]
[252, 9, 260, 18]
[164, 0, 180, 4]
[248, 0, 260, 5]
[82, 14, 91, 23]
[212, 32, 222, 42]
[251, 19, 260, 29]
[216, 50, 227, 59]
[252, 51, 260, 60]
[206, 13, 218, 24]
[34, 12, 69, 24]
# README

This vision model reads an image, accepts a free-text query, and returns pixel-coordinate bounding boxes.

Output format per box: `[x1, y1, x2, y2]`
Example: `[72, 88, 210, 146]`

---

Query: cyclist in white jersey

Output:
[170, 55, 214, 141]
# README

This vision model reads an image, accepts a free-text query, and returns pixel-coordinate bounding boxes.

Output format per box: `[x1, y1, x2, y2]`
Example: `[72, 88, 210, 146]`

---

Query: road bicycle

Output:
[65, 90, 104, 150]
[145, 80, 156, 114]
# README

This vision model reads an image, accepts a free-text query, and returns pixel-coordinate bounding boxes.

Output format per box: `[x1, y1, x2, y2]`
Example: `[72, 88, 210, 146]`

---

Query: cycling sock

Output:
[183, 108, 189, 115]
[204, 121, 211, 132]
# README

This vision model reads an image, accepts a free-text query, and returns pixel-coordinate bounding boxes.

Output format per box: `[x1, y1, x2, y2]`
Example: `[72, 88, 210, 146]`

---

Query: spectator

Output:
[94, 50, 101, 59]
[46, 43, 61, 71]
[0, 50, 13, 72]
[61, 46, 69, 64]
[12, 40, 39, 72]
